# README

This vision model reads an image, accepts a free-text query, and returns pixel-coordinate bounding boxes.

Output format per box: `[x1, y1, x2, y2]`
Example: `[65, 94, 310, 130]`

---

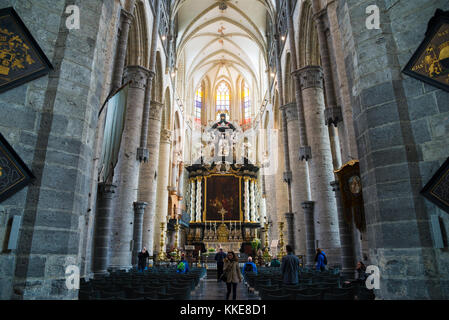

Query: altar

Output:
[185, 114, 262, 255]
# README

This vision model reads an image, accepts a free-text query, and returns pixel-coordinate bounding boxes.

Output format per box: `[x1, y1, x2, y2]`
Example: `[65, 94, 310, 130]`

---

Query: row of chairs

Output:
[79, 267, 206, 300]
[243, 267, 374, 300]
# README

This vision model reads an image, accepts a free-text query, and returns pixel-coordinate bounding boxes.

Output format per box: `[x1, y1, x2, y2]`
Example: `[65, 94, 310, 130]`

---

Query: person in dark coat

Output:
[215, 248, 227, 282]
[137, 247, 149, 272]
[281, 245, 300, 285]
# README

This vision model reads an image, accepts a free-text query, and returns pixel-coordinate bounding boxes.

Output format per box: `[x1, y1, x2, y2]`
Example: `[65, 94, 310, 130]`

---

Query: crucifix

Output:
[218, 207, 227, 223]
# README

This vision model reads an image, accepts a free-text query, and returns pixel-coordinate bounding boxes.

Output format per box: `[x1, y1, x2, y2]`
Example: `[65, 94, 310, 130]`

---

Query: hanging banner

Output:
[0, 133, 35, 203]
[402, 9, 449, 92]
[0, 7, 53, 93]
[421, 157, 449, 214]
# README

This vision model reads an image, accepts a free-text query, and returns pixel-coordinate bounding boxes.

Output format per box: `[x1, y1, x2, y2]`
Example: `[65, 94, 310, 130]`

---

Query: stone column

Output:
[111, 3, 136, 91]
[190, 178, 196, 222]
[330, 181, 355, 277]
[153, 129, 172, 254]
[138, 101, 164, 256]
[280, 102, 311, 256]
[285, 212, 295, 250]
[132, 201, 147, 265]
[311, 1, 343, 127]
[195, 176, 202, 222]
[93, 183, 116, 275]
[285, 0, 311, 160]
[296, 65, 340, 265]
[244, 177, 250, 222]
[110, 65, 150, 270]
[138, 0, 161, 161]
[302, 201, 316, 268]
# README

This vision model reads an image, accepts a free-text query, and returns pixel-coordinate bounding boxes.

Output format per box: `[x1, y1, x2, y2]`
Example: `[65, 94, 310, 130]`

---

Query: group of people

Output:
[137, 247, 190, 274]
[213, 246, 302, 300]
[137, 246, 369, 300]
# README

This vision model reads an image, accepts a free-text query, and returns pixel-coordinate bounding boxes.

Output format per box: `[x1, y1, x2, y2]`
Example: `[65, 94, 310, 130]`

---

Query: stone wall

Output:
[337, 0, 449, 299]
[0, 0, 119, 299]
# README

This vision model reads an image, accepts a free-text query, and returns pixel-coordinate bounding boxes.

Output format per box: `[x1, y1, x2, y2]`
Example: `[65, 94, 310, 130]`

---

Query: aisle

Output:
[190, 277, 260, 300]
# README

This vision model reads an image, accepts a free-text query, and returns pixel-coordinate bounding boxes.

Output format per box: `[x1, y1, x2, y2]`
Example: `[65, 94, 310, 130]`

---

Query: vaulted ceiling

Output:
[173, 0, 275, 95]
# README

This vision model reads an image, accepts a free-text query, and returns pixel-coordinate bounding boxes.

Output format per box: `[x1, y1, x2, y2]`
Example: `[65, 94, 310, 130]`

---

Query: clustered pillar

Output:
[296, 65, 340, 264]
[138, 101, 164, 257]
[280, 102, 310, 256]
[93, 183, 117, 275]
[132, 201, 147, 265]
[153, 129, 172, 255]
[110, 65, 150, 270]
[302, 201, 315, 268]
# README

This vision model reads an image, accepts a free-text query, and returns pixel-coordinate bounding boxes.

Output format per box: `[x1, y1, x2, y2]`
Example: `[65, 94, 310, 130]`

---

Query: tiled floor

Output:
[190, 277, 260, 300]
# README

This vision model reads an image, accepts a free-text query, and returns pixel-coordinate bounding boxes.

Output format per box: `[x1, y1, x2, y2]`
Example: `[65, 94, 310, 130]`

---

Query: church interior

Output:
[0, 0, 448, 301]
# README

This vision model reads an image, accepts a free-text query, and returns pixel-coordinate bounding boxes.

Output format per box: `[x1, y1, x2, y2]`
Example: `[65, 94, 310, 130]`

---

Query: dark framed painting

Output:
[421, 157, 449, 214]
[0, 7, 53, 94]
[204, 175, 242, 222]
[334, 160, 366, 232]
[402, 9, 449, 92]
[0, 132, 35, 203]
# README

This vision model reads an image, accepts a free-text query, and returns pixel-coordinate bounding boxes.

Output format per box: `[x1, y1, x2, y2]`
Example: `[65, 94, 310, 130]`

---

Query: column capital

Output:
[137, 148, 149, 163]
[149, 100, 164, 121]
[98, 183, 117, 197]
[124, 65, 151, 89]
[294, 65, 324, 90]
[120, 8, 134, 25]
[299, 146, 312, 161]
[324, 106, 343, 127]
[301, 201, 315, 211]
[147, 70, 156, 81]
[160, 129, 173, 144]
[330, 180, 340, 192]
[283, 171, 292, 183]
[280, 103, 298, 122]
[285, 212, 294, 220]
[133, 201, 148, 212]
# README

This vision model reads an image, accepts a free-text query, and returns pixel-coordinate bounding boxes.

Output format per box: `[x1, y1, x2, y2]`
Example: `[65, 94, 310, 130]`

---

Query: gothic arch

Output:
[297, 0, 320, 68]
[126, 1, 149, 68]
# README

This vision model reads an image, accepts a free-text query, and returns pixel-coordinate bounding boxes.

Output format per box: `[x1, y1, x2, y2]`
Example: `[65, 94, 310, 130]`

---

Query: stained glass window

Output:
[195, 86, 202, 123]
[243, 83, 251, 123]
[216, 82, 230, 120]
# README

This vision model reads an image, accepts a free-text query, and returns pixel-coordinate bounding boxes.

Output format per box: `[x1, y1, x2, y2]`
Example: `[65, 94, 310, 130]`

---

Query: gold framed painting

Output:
[402, 9, 449, 92]
[0, 7, 53, 94]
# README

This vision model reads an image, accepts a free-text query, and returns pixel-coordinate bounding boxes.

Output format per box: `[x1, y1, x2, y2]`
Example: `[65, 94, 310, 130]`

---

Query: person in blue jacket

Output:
[315, 248, 327, 271]
[242, 256, 258, 282]
[176, 255, 190, 274]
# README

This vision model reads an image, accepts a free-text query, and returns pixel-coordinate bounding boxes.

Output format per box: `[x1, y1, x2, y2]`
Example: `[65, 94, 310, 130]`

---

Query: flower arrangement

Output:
[251, 238, 261, 252]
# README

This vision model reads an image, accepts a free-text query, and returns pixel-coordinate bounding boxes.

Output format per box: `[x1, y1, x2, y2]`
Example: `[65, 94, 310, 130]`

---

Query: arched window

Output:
[194, 86, 202, 124]
[216, 82, 230, 120]
[243, 83, 251, 124]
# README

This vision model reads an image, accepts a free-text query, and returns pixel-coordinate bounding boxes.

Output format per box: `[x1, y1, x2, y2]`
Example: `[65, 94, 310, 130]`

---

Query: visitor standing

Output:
[215, 248, 227, 282]
[315, 248, 327, 272]
[223, 251, 242, 300]
[281, 245, 300, 285]
[137, 247, 149, 272]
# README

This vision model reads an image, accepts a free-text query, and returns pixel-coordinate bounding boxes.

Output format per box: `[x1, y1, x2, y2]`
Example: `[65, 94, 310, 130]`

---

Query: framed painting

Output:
[0, 132, 35, 203]
[421, 157, 449, 214]
[402, 9, 449, 92]
[334, 160, 366, 232]
[204, 175, 242, 222]
[0, 7, 53, 94]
